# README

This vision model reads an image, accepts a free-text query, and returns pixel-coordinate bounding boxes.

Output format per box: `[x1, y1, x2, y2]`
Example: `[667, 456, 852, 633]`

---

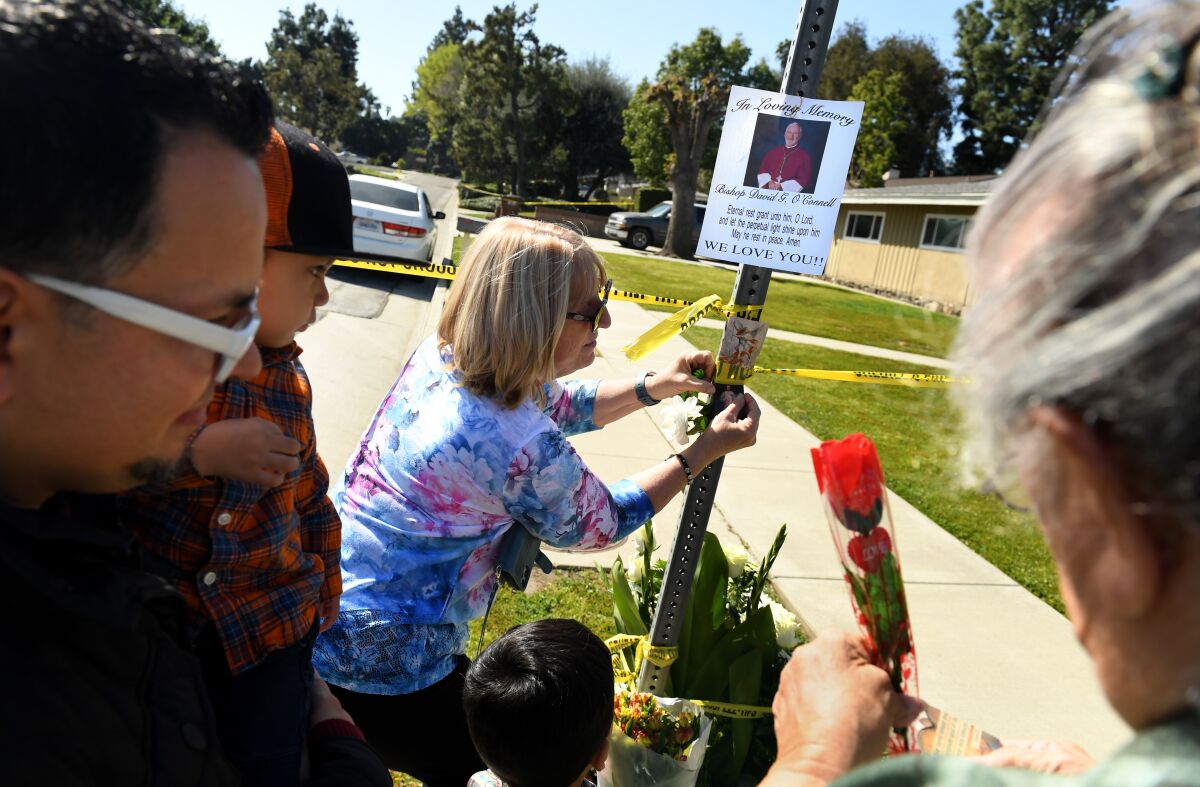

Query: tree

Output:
[622, 81, 672, 187]
[847, 69, 906, 187]
[869, 35, 953, 175]
[646, 28, 753, 259]
[410, 43, 467, 172]
[119, 0, 221, 56]
[817, 21, 870, 101]
[953, 0, 1112, 174]
[558, 58, 631, 199]
[406, 8, 473, 175]
[819, 22, 952, 176]
[261, 4, 372, 143]
[429, 5, 471, 50]
[342, 115, 411, 164]
[453, 4, 569, 194]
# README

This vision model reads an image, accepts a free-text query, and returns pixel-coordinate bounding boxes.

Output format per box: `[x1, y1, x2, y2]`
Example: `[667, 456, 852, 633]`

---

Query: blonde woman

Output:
[315, 217, 761, 784]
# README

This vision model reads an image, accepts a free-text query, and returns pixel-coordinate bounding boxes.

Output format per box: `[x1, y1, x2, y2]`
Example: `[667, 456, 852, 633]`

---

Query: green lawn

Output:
[683, 326, 1062, 612]
[598, 251, 959, 359]
[466, 569, 617, 657]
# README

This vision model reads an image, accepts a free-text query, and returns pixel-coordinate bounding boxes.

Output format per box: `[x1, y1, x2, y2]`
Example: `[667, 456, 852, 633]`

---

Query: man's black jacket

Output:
[0, 495, 388, 786]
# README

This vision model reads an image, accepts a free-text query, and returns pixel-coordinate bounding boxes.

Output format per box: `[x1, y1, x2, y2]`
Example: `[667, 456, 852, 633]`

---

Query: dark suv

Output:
[605, 201, 707, 250]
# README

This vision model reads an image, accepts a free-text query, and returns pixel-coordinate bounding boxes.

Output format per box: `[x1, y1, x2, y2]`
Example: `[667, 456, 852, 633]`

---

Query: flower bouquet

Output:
[598, 692, 712, 787]
[811, 433, 918, 754]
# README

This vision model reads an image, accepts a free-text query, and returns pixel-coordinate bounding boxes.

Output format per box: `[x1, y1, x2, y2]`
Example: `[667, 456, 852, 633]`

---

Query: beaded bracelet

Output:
[670, 452, 695, 485]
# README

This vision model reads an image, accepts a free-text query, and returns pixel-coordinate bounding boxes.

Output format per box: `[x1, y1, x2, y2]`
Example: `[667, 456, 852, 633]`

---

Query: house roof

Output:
[841, 178, 997, 207]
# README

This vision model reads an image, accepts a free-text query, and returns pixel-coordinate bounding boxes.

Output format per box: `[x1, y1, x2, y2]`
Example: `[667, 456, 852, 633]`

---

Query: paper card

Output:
[717, 316, 769, 370]
[914, 706, 1002, 756]
[698, 86, 863, 275]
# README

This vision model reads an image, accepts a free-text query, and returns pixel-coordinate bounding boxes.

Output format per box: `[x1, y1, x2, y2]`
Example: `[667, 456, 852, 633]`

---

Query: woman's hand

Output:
[190, 417, 302, 487]
[689, 392, 760, 464]
[647, 351, 717, 400]
[761, 631, 925, 787]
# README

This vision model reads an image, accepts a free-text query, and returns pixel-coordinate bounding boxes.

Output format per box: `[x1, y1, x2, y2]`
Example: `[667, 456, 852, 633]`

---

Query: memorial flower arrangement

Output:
[601, 522, 796, 784]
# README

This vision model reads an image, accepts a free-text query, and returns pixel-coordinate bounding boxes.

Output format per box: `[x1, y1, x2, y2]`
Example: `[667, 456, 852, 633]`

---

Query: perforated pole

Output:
[636, 0, 841, 694]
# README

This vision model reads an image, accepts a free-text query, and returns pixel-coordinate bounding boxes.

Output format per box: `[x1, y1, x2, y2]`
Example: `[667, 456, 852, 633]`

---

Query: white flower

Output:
[767, 599, 803, 650]
[658, 396, 704, 445]
[722, 541, 751, 579]
[628, 558, 645, 583]
[633, 531, 648, 555]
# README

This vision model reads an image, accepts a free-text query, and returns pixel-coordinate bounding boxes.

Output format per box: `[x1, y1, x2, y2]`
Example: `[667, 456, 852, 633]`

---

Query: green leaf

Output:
[611, 558, 648, 638]
[672, 532, 728, 691]
[683, 605, 774, 699]
[726, 648, 763, 780]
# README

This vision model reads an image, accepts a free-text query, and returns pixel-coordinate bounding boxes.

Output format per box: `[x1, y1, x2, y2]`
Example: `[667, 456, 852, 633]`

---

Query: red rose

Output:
[848, 528, 892, 572]
[811, 433, 886, 534]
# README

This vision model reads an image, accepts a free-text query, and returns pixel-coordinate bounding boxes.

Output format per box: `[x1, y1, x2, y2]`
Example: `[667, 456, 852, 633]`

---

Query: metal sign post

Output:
[636, 0, 841, 694]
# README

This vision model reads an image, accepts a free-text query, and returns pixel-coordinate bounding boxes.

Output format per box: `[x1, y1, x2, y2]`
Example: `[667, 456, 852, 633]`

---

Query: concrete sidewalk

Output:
[550, 299, 1129, 757]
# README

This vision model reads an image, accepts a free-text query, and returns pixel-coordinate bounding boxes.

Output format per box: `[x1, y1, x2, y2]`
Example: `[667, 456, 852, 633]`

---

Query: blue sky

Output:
[178, 0, 967, 116]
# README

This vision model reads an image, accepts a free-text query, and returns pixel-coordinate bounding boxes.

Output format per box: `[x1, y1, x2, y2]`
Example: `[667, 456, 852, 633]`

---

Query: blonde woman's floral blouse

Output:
[315, 335, 652, 695]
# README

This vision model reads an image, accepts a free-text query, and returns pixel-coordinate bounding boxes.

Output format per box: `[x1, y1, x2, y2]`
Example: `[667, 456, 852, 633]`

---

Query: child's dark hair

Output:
[464, 619, 613, 787]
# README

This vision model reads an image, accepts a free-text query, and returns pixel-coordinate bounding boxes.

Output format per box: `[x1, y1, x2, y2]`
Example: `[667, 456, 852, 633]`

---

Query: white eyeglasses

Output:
[29, 274, 260, 383]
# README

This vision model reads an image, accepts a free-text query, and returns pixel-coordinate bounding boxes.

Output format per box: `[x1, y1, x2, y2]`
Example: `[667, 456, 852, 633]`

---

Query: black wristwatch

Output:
[635, 371, 660, 406]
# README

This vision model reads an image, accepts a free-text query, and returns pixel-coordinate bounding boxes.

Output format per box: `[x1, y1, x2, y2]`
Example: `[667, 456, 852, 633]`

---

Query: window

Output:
[843, 212, 884, 242]
[920, 215, 971, 251]
[646, 202, 671, 218]
[349, 181, 419, 212]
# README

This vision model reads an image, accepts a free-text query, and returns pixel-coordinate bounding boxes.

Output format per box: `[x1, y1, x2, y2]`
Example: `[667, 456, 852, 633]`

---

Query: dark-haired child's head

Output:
[464, 619, 613, 787]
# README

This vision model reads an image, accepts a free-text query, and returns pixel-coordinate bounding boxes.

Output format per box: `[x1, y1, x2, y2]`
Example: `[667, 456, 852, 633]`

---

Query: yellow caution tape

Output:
[715, 365, 967, 388]
[610, 288, 695, 309]
[620, 298, 762, 361]
[460, 183, 509, 199]
[333, 258, 459, 280]
[605, 634, 773, 719]
[690, 700, 773, 719]
[621, 295, 724, 361]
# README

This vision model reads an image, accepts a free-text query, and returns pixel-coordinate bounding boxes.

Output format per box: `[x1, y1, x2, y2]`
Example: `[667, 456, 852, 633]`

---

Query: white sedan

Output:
[349, 174, 444, 262]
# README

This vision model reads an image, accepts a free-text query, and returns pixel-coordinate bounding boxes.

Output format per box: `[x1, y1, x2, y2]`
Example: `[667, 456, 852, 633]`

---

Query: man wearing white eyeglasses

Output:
[0, 1, 387, 784]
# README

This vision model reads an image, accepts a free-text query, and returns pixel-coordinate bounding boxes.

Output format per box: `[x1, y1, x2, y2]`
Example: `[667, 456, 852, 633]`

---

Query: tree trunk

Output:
[559, 172, 579, 201]
[661, 108, 719, 260]
[663, 163, 698, 259]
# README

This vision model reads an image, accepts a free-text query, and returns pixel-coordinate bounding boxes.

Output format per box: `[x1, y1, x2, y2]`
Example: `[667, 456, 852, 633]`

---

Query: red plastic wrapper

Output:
[811, 433, 918, 753]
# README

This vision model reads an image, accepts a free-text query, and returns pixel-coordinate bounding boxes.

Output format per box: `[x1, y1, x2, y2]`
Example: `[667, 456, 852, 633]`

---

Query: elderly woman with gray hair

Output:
[761, 4, 1200, 785]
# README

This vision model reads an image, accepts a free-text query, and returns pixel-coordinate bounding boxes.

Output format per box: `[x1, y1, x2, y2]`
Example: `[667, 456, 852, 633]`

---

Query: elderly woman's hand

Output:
[648, 351, 718, 400]
[976, 739, 1094, 775]
[760, 631, 924, 787]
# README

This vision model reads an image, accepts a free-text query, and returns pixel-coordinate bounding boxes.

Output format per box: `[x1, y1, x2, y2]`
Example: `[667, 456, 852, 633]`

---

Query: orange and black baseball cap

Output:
[258, 121, 412, 263]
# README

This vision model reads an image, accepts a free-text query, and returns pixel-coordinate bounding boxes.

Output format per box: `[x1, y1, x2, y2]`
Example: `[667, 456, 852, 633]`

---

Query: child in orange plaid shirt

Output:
[118, 121, 409, 786]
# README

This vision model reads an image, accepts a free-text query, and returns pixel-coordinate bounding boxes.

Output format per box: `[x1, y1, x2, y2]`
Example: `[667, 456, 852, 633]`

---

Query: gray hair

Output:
[953, 2, 1200, 523]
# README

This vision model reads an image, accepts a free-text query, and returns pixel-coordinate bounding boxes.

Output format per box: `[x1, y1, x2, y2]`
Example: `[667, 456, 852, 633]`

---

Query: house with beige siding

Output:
[823, 177, 996, 311]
